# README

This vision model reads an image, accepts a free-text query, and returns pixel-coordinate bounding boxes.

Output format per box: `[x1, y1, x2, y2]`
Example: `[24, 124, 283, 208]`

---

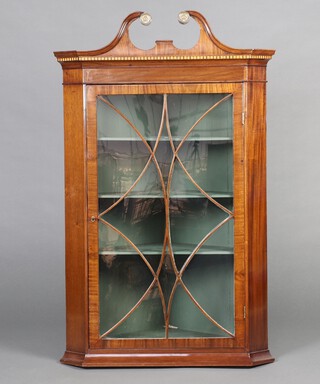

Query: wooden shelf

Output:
[102, 327, 231, 339]
[98, 192, 233, 199]
[98, 137, 233, 143]
[99, 243, 233, 256]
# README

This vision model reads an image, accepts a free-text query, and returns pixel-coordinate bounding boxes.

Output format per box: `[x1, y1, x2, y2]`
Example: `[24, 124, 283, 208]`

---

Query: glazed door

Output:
[87, 84, 245, 350]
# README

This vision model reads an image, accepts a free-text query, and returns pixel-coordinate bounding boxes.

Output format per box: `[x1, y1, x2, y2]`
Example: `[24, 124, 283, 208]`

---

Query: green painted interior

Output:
[167, 94, 232, 139]
[97, 95, 163, 140]
[97, 94, 234, 339]
[171, 254, 234, 336]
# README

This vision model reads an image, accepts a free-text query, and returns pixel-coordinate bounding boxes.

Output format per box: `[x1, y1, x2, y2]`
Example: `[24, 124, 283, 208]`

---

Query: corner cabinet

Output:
[54, 11, 275, 367]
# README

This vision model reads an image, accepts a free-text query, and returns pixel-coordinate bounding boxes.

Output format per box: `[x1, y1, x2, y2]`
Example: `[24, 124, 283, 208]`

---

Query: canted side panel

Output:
[244, 77, 269, 352]
[63, 84, 88, 353]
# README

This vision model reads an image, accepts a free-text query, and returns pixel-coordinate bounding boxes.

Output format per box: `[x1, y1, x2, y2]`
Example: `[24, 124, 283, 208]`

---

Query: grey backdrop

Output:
[1, 0, 320, 383]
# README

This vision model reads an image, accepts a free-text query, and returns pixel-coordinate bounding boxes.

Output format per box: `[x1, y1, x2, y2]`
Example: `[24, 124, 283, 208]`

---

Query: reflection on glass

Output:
[170, 198, 233, 254]
[167, 94, 232, 140]
[159, 252, 176, 306]
[97, 93, 235, 339]
[171, 141, 233, 197]
[99, 198, 165, 254]
[97, 95, 163, 140]
[169, 255, 234, 338]
[98, 141, 150, 196]
[98, 142, 175, 199]
[100, 254, 165, 338]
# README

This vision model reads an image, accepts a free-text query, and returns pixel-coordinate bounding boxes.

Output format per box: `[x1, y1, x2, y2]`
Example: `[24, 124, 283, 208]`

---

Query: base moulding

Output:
[61, 349, 274, 368]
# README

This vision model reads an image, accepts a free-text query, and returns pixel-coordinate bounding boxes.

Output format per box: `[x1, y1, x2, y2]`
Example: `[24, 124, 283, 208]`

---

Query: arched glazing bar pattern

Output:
[97, 92, 235, 339]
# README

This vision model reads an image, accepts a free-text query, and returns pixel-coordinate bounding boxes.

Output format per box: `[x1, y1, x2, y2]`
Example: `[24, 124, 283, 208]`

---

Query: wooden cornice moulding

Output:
[54, 11, 275, 64]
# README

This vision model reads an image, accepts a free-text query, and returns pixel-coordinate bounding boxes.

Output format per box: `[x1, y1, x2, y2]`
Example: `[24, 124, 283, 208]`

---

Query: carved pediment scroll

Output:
[54, 11, 275, 63]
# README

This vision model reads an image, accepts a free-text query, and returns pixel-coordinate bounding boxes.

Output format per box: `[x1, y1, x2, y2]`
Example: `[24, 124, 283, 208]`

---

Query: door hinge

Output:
[241, 112, 246, 125]
[243, 305, 246, 319]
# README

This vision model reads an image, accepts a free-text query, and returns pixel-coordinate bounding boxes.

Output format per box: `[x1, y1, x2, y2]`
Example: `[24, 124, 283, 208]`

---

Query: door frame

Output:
[86, 82, 246, 352]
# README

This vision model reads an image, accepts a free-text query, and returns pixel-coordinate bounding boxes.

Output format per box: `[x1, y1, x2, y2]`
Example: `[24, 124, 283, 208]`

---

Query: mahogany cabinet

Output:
[54, 11, 275, 367]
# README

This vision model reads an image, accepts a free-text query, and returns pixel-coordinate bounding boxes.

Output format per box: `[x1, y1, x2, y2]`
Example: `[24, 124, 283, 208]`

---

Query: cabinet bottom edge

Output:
[60, 350, 274, 368]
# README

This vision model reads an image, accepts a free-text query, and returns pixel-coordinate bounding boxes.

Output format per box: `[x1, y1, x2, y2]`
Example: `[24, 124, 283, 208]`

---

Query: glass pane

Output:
[99, 198, 165, 254]
[170, 198, 233, 255]
[100, 254, 165, 337]
[97, 95, 163, 140]
[159, 252, 177, 306]
[151, 140, 173, 189]
[167, 94, 232, 140]
[106, 285, 165, 339]
[97, 97, 140, 141]
[97, 93, 235, 340]
[169, 254, 234, 337]
[98, 140, 150, 196]
[172, 141, 233, 196]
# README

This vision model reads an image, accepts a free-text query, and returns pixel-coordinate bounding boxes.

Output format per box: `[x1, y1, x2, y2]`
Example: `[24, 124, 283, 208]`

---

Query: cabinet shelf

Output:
[99, 137, 233, 143]
[98, 192, 233, 199]
[102, 327, 230, 339]
[99, 243, 233, 256]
